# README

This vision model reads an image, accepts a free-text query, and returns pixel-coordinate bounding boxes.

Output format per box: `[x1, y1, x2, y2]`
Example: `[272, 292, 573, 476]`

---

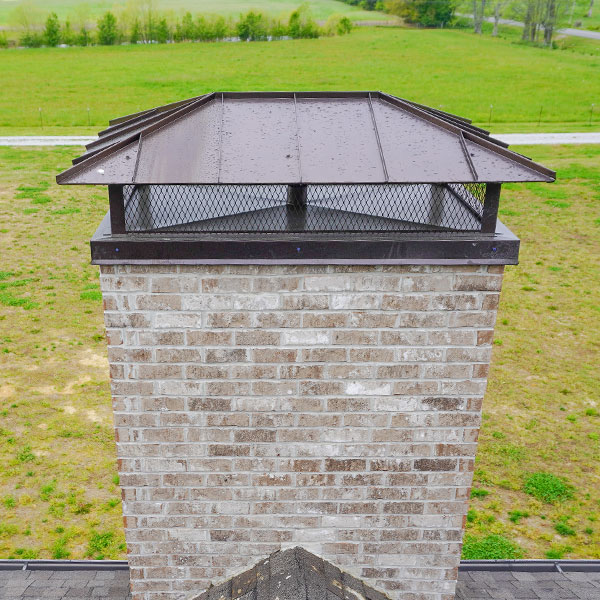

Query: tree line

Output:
[382, 0, 578, 44]
[4, 5, 353, 49]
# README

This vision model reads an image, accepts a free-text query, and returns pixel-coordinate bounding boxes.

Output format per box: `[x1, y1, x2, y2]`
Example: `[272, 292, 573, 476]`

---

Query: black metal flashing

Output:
[0, 559, 129, 571]
[90, 211, 520, 265]
[1, 558, 600, 574]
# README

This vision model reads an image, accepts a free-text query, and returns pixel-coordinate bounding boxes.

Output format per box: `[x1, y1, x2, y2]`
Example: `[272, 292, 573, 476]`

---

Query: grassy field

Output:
[0, 0, 387, 27]
[0, 142, 598, 560]
[0, 27, 599, 136]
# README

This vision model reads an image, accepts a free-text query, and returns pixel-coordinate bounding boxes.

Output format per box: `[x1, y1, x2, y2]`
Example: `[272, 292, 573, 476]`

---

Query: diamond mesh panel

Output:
[123, 183, 486, 233]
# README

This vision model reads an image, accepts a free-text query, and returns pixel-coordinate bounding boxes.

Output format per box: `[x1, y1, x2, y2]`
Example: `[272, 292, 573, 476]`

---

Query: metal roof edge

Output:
[56, 136, 138, 184]
[58, 94, 217, 184]
[74, 95, 212, 167]
[107, 94, 205, 126]
[463, 130, 556, 181]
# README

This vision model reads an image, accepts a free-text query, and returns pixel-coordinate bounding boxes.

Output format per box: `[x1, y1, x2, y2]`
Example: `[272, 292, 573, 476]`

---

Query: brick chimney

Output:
[56, 91, 556, 600]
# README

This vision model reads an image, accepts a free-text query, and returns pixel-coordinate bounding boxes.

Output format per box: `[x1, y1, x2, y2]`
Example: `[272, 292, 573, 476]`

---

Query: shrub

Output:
[288, 5, 320, 39]
[325, 15, 353, 36]
[462, 534, 524, 559]
[385, 0, 456, 27]
[20, 32, 43, 48]
[524, 472, 574, 504]
[337, 16, 353, 35]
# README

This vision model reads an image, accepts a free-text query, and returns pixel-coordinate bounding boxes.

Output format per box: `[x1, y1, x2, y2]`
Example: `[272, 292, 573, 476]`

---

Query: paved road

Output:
[458, 13, 600, 40]
[0, 136, 96, 146]
[2, 133, 600, 147]
[495, 132, 600, 145]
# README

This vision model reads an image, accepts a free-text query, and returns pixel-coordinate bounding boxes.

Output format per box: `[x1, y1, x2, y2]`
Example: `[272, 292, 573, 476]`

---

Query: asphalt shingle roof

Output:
[1, 560, 599, 600]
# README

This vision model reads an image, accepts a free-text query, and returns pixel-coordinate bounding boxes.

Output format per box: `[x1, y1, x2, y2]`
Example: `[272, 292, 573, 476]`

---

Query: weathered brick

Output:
[325, 458, 367, 472]
[99, 263, 503, 600]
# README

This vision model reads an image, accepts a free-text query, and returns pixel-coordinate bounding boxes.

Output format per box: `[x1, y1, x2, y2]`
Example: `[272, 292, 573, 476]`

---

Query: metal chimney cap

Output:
[56, 91, 556, 186]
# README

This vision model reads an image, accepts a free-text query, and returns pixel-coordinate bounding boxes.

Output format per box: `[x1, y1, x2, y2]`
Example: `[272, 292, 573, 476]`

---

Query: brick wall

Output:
[99, 264, 504, 600]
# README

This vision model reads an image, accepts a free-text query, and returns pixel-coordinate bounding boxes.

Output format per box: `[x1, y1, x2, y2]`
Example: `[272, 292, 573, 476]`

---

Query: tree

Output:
[213, 16, 229, 39]
[72, 3, 91, 46]
[75, 26, 90, 46]
[492, 0, 508, 35]
[139, 0, 157, 42]
[130, 19, 141, 43]
[177, 11, 195, 41]
[587, 0, 594, 17]
[472, 0, 486, 33]
[386, 0, 456, 27]
[543, 0, 557, 44]
[61, 19, 75, 45]
[155, 17, 170, 43]
[236, 11, 268, 41]
[9, 1, 44, 34]
[97, 12, 118, 45]
[44, 12, 61, 46]
[513, 0, 567, 45]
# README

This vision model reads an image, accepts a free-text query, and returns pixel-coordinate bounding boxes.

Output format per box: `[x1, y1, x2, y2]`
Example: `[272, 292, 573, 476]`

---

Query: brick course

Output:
[99, 264, 503, 600]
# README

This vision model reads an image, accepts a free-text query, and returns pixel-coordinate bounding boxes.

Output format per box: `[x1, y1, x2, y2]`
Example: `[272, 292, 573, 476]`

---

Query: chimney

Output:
[57, 91, 555, 600]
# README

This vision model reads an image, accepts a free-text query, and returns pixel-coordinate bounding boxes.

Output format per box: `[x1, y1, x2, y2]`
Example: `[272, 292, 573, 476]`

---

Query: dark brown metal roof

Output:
[57, 91, 555, 186]
[189, 546, 390, 600]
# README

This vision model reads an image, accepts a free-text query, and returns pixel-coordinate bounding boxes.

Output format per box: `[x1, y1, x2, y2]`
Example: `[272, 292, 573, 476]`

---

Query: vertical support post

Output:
[481, 183, 501, 234]
[286, 184, 307, 232]
[109, 184, 126, 235]
[287, 184, 307, 208]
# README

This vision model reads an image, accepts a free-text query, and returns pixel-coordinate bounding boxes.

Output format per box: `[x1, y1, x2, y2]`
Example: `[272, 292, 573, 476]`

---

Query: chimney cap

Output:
[57, 91, 555, 186]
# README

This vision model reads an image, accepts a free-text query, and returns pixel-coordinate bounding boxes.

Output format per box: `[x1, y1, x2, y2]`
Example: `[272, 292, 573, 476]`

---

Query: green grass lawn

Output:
[0, 143, 598, 560]
[0, 0, 388, 28]
[0, 27, 599, 136]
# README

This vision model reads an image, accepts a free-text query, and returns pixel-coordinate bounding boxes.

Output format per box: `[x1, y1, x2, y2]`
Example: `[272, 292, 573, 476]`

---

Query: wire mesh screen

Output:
[123, 183, 486, 234]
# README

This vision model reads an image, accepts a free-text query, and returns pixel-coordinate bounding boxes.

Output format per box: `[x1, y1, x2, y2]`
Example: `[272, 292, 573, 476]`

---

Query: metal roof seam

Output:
[132, 133, 143, 183]
[368, 92, 389, 183]
[217, 93, 225, 185]
[459, 131, 479, 181]
[292, 93, 304, 184]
